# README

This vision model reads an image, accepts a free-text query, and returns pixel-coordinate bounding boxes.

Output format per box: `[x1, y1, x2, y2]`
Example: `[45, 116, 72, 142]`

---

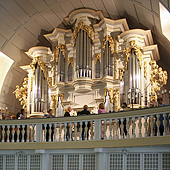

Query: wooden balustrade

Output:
[0, 106, 170, 144]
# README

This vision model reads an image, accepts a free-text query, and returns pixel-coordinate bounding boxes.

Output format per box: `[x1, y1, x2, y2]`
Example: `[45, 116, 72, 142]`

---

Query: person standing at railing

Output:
[64, 106, 71, 141]
[43, 109, 55, 142]
[98, 103, 106, 139]
[155, 97, 169, 136]
[78, 105, 90, 140]
[2, 113, 7, 142]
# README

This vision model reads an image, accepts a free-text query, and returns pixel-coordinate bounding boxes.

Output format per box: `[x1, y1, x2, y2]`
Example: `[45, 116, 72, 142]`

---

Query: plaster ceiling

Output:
[0, 0, 170, 113]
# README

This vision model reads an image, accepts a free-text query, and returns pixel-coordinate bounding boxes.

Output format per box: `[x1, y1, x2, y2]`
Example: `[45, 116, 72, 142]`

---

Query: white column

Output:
[95, 150, 107, 170]
[41, 153, 51, 170]
[36, 124, 42, 142]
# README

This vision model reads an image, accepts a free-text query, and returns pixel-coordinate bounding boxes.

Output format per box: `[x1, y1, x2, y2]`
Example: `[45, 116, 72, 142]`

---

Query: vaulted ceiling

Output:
[0, 0, 170, 114]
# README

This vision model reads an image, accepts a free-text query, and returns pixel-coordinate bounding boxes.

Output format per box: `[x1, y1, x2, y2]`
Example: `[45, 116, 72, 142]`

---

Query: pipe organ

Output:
[14, 9, 167, 117]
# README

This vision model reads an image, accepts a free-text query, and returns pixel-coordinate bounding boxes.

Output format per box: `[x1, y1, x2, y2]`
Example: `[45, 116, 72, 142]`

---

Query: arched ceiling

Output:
[0, 0, 170, 114]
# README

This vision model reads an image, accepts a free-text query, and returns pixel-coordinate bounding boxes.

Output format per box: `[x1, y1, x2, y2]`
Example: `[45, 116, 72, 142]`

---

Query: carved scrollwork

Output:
[149, 60, 168, 102]
[103, 35, 114, 55]
[104, 88, 113, 104]
[113, 88, 120, 112]
[144, 61, 147, 79]
[95, 53, 101, 64]
[73, 21, 93, 45]
[123, 40, 143, 70]
[30, 57, 48, 79]
[56, 44, 66, 63]
[13, 78, 28, 111]
[68, 57, 73, 67]
[47, 77, 52, 87]
[119, 67, 124, 80]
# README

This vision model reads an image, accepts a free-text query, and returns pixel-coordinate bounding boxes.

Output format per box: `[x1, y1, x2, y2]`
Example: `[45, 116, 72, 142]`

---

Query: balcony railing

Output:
[0, 106, 170, 149]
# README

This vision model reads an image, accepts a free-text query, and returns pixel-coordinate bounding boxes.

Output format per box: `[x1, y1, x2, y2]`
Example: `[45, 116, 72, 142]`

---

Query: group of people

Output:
[0, 97, 169, 142]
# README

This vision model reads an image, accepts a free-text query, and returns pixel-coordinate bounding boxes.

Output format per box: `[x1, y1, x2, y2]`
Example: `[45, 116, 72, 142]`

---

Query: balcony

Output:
[0, 106, 169, 150]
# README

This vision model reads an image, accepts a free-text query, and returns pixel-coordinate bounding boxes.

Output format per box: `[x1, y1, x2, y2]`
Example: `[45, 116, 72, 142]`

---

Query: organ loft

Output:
[13, 9, 167, 118]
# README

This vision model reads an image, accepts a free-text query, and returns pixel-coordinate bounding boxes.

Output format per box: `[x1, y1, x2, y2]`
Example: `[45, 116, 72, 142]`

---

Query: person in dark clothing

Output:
[155, 97, 169, 136]
[64, 107, 71, 141]
[43, 109, 55, 142]
[78, 105, 91, 140]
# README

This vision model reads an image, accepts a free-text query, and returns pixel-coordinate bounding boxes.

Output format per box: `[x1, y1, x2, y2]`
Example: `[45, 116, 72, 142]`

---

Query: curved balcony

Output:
[0, 106, 169, 150]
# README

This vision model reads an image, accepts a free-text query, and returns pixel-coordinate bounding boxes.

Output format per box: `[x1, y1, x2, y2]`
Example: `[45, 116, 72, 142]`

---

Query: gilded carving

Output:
[47, 77, 52, 87]
[123, 40, 143, 70]
[51, 95, 57, 109]
[104, 88, 113, 104]
[103, 35, 114, 55]
[30, 57, 47, 79]
[115, 37, 118, 79]
[13, 78, 28, 111]
[144, 61, 147, 79]
[149, 60, 168, 102]
[56, 44, 66, 63]
[113, 88, 120, 112]
[73, 21, 93, 45]
[95, 53, 101, 64]
[119, 67, 124, 80]
[123, 47, 131, 70]
[68, 57, 73, 67]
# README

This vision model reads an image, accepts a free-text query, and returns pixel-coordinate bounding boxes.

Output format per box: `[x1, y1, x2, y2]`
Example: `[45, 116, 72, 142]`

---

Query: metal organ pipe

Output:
[127, 51, 141, 105]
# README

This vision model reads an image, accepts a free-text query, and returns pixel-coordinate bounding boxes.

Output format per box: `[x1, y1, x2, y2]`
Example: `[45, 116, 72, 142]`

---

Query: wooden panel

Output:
[34, 15, 54, 31]
[113, 0, 128, 17]
[44, 0, 56, 6]
[59, 1, 75, 16]
[92, 0, 109, 18]
[101, 0, 120, 19]
[18, 28, 38, 47]
[0, 35, 7, 48]
[29, 0, 48, 12]
[52, 5, 67, 21]
[10, 34, 33, 51]
[0, 20, 14, 39]
[41, 9, 61, 28]
[150, 0, 159, 14]
[68, 0, 84, 9]
[134, 4, 150, 29]
[25, 21, 42, 38]
[137, 0, 152, 11]
[80, 0, 97, 9]
[152, 14, 162, 34]
[15, 0, 38, 17]
[122, 1, 140, 28]
[0, 5, 21, 31]
[159, 0, 168, 7]
[0, 0, 30, 24]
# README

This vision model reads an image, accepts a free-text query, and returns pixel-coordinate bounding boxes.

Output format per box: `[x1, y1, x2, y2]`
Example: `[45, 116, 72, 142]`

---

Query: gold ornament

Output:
[149, 60, 168, 102]
[30, 57, 48, 79]
[56, 44, 66, 63]
[113, 88, 120, 112]
[73, 21, 93, 45]
[103, 35, 114, 55]
[144, 61, 147, 80]
[104, 88, 113, 104]
[123, 40, 143, 70]
[115, 37, 118, 79]
[13, 78, 28, 111]
[119, 67, 124, 80]
[47, 77, 52, 87]
[95, 53, 101, 64]
[68, 57, 73, 67]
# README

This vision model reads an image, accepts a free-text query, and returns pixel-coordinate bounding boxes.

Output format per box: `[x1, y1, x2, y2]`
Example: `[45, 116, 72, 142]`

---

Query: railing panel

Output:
[0, 106, 169, 144]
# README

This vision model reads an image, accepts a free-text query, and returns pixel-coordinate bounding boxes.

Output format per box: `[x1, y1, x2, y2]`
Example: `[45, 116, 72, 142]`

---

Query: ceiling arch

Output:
[0, 0, 170, 114]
